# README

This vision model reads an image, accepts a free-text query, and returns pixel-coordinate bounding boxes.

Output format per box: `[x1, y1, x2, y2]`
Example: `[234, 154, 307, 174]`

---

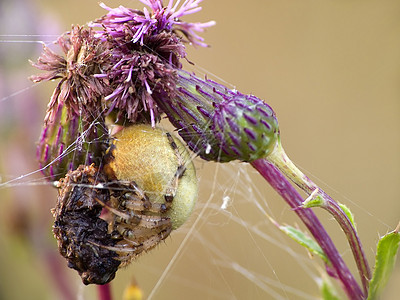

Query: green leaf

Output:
[302, 195, 325, 208]
[280, 225, 328, 263]
[367, 226, 400, 300]
[320, 276, 340, 300]
[338, 203, 357, 231]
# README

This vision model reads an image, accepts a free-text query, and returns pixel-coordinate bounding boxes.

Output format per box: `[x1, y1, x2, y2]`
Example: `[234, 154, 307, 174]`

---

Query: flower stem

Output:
[267, 141, 371, 294]
[251, 158, 365, 300]
[98, 284, 112, 300]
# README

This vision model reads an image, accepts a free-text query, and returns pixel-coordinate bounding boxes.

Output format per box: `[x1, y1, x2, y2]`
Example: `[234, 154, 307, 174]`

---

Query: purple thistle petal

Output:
[104, 86, 124, 101]
[92, 0, 214, 49]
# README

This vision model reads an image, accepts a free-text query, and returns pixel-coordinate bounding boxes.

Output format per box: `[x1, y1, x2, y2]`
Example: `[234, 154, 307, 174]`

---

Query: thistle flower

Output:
[154, 70, 280, 162]
[89, 1, 215, 126]
[92, 1, 215, 48]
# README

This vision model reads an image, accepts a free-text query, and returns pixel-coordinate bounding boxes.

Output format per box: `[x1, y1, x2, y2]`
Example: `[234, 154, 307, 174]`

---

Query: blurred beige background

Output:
[0, 0, 399, 299]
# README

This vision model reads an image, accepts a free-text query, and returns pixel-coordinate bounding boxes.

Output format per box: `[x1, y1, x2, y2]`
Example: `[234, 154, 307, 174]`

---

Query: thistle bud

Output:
[37, 103, 106, 181]
[154, 70, 280, 162]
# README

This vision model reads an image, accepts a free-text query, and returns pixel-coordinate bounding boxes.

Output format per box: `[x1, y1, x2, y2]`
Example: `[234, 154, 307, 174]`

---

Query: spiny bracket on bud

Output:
[154, 70, 280, 163]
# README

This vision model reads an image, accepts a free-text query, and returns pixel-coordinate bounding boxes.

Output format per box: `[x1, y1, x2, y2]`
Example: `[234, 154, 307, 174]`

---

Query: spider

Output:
[52, 125, 198, 284]
[101, 124, 198, 267]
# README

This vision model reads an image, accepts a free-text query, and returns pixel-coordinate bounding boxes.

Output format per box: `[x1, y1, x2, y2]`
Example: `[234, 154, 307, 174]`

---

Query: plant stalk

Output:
[98, 284, 112, 300]
[267, 142, 371, 293]
[251, 158, 365, 300]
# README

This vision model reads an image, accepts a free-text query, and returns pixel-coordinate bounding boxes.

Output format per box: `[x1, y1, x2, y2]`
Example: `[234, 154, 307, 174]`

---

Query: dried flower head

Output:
[30, 25, 111, 124]
[52, 165, 121, 285]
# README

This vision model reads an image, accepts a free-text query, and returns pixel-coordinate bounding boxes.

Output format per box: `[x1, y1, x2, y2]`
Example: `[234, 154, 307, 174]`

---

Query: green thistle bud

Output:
[154, 70, 280, 162]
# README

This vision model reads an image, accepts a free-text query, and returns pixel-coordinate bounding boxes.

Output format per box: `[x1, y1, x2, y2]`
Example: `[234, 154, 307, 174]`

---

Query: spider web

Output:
[0, 1, 399, 299]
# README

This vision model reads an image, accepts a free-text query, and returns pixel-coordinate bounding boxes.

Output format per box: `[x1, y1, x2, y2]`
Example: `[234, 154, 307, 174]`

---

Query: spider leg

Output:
[108, 180, 153, 211]
[95, 221, 172, 267]
[111, 180, 170, 215]
[116, 214, 171, 233]
[122, 195, 168, 214]
[93, 196, 131, 220]
[164, 133, 187, 204]
[142, 226, 172, 252]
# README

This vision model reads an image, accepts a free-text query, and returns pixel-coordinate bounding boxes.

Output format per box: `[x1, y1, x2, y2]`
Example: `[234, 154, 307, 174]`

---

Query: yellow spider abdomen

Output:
[104, 124, 198, 230]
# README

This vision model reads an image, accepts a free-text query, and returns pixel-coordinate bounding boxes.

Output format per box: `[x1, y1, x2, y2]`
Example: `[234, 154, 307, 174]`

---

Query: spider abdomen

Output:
[104, 124, 198, 230]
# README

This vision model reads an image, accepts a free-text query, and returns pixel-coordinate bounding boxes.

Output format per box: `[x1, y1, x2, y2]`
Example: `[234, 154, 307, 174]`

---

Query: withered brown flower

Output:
[52, 164, 120, 285]
[30, 25, 111, 124]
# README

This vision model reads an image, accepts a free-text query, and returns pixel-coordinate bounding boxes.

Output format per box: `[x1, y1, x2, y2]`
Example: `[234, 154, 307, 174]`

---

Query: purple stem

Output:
[267, 144, 371, 293]
[45, 251, 76, 300]
[251, 158, 365, 300]
[317, 189, 371, 294]
[98, 284, 112, 300]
